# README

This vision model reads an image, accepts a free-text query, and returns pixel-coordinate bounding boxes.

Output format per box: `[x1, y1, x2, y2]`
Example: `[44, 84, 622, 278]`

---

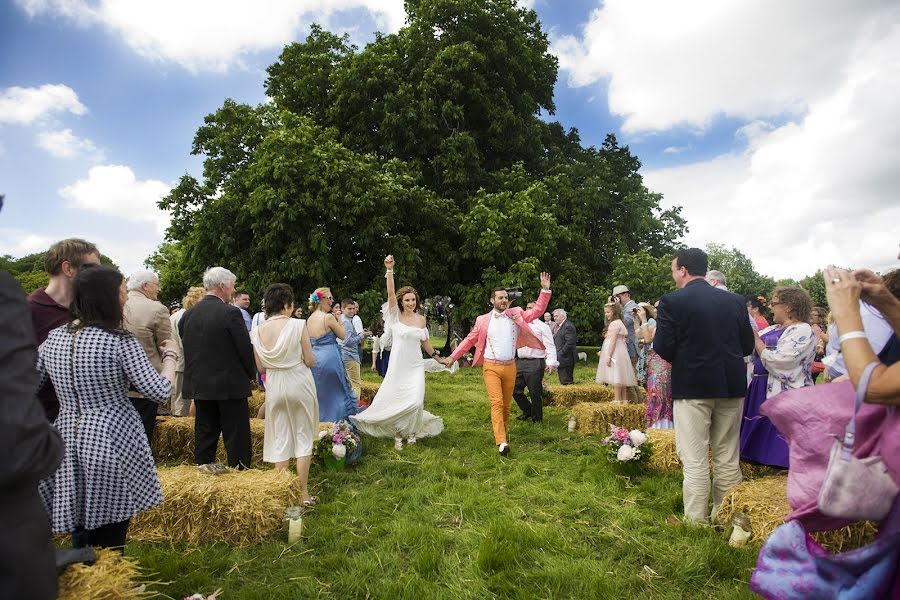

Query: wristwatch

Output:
[430, 350, 440, 358]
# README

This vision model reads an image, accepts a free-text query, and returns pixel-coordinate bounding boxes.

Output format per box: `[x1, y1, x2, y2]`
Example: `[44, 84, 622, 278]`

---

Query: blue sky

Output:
[2, 0, 898, 279]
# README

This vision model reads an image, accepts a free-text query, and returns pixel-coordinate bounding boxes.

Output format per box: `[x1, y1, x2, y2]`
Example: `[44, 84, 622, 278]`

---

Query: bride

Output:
[350, 255, 444, 450]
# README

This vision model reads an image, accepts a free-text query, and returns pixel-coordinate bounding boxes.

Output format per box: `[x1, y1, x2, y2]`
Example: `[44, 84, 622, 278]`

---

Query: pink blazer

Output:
[450, 290, 552, 366]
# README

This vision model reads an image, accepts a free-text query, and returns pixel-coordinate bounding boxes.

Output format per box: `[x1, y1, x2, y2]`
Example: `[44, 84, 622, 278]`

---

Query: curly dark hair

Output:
[772, 287, 813, 323]
[264, 283, 294, 317]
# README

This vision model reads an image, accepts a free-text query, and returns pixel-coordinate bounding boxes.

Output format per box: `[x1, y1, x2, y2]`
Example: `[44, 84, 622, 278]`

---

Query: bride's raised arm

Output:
[385, 255, 396, 310]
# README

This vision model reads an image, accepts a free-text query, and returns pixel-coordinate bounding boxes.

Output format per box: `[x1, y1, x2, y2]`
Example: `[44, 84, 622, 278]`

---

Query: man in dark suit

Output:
[654, 248, 755, 524]
[1, 269, 64, 600]
[179, 266, 255, 468]
[552, 308, 578, 385]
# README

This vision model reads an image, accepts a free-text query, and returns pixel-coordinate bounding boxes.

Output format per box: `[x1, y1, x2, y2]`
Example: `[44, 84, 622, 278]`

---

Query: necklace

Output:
[267, 315, 290, 321]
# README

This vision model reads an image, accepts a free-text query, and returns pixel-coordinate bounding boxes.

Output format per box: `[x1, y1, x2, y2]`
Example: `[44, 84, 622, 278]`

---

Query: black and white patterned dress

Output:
[36, 326, 172, 532]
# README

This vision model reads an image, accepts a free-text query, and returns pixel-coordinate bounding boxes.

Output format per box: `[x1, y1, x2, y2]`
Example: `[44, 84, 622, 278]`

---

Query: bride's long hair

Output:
[396, 286, 420, 314]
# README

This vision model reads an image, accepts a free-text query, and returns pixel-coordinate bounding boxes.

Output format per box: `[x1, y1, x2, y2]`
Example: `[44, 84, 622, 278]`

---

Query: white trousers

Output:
[673, 397, 744, 523]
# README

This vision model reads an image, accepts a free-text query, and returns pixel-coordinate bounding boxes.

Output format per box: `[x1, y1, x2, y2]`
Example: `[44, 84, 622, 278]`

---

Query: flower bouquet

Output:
[314, 420, 361, 471]
[601, 424, 652, 471]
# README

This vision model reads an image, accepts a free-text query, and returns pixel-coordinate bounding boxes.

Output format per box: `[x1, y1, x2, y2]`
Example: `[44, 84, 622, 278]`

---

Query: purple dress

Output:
[740, 327, 789, 468]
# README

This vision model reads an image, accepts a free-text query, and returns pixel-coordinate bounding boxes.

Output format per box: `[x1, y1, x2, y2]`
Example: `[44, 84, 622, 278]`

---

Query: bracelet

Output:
[385, 269, 394, 278]
[838, 331, 867, 344]
[431, 350, 440, 358]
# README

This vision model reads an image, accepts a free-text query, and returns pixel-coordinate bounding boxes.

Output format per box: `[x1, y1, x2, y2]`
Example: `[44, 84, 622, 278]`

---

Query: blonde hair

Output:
[182, 286, 204, 309]
[308, 287, 331, 313]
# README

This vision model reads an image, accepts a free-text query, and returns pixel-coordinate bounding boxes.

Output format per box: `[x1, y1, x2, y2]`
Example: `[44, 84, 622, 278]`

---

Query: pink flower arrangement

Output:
[601, 423, 652, 465]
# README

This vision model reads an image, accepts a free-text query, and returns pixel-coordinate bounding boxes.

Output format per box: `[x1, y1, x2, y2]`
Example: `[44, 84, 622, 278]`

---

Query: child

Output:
[596, 299, 637, 403]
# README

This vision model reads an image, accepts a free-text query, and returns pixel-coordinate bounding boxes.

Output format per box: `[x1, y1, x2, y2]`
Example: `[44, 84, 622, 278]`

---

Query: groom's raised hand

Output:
[540, 272, 551, 290]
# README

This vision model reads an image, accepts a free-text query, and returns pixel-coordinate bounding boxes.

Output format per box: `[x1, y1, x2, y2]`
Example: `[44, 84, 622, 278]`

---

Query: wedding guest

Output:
[543, 312, 555, 333]
[251, 301, 267, 330]
[250, 284, 318, 506]
[612, 284, 641, 401]
[740, 287, 816, 468]
[306, 288, 358, 422]
[441, 274, 552, 456]
[810, 306, 829, 383]
[28, 238, 101, 420]
[344, 299, 366, 363]
[232, 290, 252, 332]
[338, 298, 371, 401]
[37, 266, 176, 549]
[179, 267, 255, 469]
[596, 299, 637, 403]
[292, 306, 303, 319]
[169, 286, 204, 417]
[634, 302, 656, 387]
[124, 270, 172, 444]
[823, 298, 892, 381]
[514, 300, 558, 423]
[373, 311, 393, 377]
[706, 270, 728, 290]
[331, 301, 342, 319]
[552, 309, 577, 385]
[654, 248, 754, 524]
[824, 266, 900, 403]
[746, 296, 770, 330]
[0, 270, 63, 599]
[642, 302, 673, 429]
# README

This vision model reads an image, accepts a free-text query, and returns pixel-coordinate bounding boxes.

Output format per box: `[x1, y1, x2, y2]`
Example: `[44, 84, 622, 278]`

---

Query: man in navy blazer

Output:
[654, 248, 755, 523]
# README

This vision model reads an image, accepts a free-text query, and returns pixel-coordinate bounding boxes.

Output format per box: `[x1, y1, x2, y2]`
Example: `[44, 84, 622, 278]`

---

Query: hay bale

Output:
[546, 384, 646, 408]
[360, 381, 379, 404]
[131, 465, 302, 546]
[154, 417, 265, 465]
[647, 429, 679, 472]
[739, 462, 782, 480]
[249, 390, 266, 415]
[714, 474, 878, 551]
[58, 548, 151, 600]
[570, 402, 646, 434]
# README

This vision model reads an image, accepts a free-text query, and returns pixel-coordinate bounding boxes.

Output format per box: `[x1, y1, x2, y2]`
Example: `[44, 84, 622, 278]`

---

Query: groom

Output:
[440, 272, 552, 456]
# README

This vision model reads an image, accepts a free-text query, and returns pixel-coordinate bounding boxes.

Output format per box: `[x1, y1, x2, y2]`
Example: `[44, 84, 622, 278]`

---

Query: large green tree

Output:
[155, 0, 685, 344]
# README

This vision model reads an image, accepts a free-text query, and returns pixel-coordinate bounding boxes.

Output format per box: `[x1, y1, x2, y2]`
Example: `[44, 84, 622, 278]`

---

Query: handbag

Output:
[761, 370, 900, 532]
[818, 362, 899, 521]
[750, 495, 900, 599]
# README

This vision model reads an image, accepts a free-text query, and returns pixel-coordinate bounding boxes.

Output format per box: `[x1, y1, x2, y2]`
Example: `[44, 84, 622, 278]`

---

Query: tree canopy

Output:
[153, 0, 687, 343]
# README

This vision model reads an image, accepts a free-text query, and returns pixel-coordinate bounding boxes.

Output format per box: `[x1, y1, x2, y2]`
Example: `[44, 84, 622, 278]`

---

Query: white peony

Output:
[332, 443, 347, 459]
[628, 430, 648, 447]
[318, 430, 328, 439]
[617, 444, 636, 461]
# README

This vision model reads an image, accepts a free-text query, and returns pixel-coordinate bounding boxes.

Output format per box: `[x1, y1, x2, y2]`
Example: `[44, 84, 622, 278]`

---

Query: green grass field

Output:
[130, 362, 759, 599]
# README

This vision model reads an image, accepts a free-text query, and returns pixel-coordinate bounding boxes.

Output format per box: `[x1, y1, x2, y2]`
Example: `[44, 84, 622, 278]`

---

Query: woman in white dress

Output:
[250, 283, 318, 506]
[351, 255, 444, 450]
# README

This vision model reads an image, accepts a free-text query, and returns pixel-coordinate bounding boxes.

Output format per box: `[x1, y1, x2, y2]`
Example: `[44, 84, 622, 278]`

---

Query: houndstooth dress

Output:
[36, 326, 172, 532]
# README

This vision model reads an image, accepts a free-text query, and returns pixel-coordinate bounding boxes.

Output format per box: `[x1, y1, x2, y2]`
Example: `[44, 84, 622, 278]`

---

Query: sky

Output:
[1, 0, 898, 280]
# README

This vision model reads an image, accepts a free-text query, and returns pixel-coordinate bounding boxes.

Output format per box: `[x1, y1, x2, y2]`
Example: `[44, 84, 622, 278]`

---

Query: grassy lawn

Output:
[130, 362, 758, 599]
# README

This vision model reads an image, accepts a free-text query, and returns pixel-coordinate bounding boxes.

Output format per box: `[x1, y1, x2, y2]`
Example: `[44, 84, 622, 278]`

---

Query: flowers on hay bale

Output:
[569, 402, 645, 434]
[58, 548, 152, 600]
[714, 474, 877, 552]
[314, 420, 362, 470]
[130, 465, 303, 547]
[153, 417, 266, 465]
[601, 424, 652, 466]
[545, 384, 646, 408]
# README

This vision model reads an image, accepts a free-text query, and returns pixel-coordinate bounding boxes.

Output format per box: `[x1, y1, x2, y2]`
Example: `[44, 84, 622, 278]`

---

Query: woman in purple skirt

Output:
[740, 287, 816, 468]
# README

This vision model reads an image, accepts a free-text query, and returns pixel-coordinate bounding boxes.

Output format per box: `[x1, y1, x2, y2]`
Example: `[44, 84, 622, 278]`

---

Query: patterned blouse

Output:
[37, 326, 172, 532]
[758, 323, 816, 398]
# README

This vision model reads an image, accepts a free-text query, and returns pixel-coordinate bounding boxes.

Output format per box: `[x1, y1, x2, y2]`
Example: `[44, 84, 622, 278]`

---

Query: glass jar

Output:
[282, 506, 303, 544]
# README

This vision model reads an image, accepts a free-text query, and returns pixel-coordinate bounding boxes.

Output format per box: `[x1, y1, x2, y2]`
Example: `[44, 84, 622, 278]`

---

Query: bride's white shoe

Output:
[394, 435, 403, 450]
[407, 434, 417, 445]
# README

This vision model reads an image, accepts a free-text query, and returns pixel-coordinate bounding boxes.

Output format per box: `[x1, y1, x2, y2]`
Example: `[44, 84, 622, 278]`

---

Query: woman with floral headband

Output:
[305, 287, 358, 423]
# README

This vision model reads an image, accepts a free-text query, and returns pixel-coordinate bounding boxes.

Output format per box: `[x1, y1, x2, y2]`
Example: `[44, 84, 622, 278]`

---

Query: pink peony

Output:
[616, 428, 629, 441]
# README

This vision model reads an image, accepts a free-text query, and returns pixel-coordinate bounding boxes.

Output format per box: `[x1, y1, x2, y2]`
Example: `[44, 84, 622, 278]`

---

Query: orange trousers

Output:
[483, 362, 517, 445]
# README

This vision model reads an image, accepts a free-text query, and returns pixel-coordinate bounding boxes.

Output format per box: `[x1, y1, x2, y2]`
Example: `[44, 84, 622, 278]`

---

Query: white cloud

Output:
[643, 23, 900, 279]
[552, 0, 899, 133]
[36, 128, 102, 159]
[662, 145, 690, 155]
[0, 228, 56, 257]
[0, 84, 87, 125]
[58, 165, 171, 233]
[16, 0, 407, 72]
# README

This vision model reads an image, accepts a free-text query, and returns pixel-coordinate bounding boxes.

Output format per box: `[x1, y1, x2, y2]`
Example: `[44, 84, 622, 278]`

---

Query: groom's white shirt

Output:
[485, 310, 516, 361]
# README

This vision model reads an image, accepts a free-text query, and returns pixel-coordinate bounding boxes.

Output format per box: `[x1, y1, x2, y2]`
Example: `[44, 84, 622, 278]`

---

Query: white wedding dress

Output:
[350, 307, 444, 439]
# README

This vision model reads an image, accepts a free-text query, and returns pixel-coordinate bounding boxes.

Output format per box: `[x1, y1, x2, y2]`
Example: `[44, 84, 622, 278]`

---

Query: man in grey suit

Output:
[553, 308, 578, 385]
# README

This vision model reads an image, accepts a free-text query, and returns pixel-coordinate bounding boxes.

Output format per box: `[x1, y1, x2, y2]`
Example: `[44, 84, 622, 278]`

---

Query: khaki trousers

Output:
[483, 362, 517, 445]
[673, 397, 744, 523]
[344, 360, 361, 400]
[170, 371, 191, 417]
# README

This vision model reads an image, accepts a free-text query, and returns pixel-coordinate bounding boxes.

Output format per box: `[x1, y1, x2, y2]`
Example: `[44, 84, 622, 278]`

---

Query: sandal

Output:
[394, 435, 403, 450]
[302, 496, 317, 508]
[407, 434, 417, 445]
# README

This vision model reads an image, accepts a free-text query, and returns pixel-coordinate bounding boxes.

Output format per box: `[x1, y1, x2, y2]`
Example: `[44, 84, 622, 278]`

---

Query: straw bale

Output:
[546, 384, 646, 408]
[153, 417, 265, 465]
[130, 465, 302, 546]
[249, 390, 266, 415]
[360, 381, 379, 404]
[58, 548, 152, 600]
[570, 402, 646, 434]
[812, 521, 879, 552]
[647, 429, 679, 472]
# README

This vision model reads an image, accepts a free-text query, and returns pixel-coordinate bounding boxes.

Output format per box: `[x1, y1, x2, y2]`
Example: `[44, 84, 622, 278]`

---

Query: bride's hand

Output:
[384, 255, 395, 269]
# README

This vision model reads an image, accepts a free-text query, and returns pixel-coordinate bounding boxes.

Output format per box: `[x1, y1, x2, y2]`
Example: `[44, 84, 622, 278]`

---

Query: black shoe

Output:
[498, 443, 510, 456]
[532, 418, 543, 424]
[516, 414, 530, 421]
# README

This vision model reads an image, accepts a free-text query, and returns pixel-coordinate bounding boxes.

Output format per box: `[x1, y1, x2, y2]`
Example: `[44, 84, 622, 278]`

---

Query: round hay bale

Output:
[130, 465, 303, 546]
[570, 402, 646, 434]
[58, 548, 151, 600]
[153, 417, 266, 466]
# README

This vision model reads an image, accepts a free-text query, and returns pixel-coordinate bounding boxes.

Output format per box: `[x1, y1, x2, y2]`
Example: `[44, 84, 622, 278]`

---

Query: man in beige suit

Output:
[124, 270, 172, 445]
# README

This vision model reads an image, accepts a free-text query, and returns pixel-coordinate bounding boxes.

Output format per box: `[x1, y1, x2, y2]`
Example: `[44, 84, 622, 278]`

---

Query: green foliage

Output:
[1, 251, 118, 295]
[705, 243, 775, 299]
[610, 250, 674, 303]
[155, 1, 686, 345]
[799, 270, 828, 308]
